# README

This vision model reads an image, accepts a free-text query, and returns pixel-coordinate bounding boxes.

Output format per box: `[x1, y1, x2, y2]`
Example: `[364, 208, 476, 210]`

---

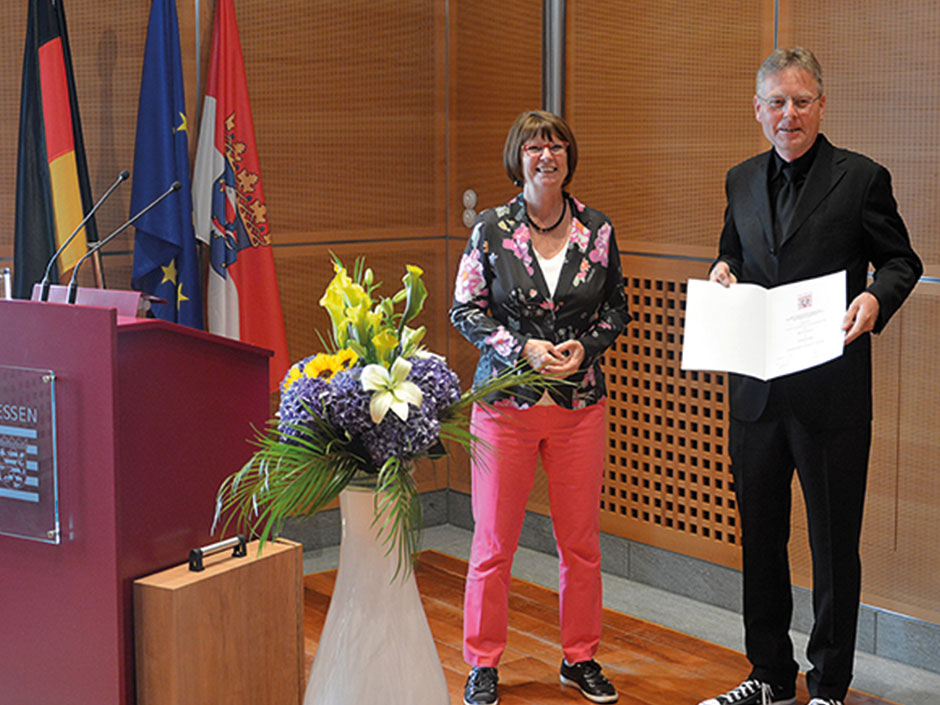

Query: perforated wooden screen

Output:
[599, 268, 738, 565]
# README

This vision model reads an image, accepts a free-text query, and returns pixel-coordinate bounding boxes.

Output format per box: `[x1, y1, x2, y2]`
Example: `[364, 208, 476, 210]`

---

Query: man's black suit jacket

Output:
[717, 135, 922, 428]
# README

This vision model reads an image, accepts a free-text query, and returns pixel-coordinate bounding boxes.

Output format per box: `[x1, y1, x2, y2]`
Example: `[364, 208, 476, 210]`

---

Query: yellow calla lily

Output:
[319, 283, 347, 347]
[320, 263, 373, 349]
[366, 307, 384, 332]
[344, 302, 372, 345]
[372, 329, 399, 364]
[399, 264, 427, 328]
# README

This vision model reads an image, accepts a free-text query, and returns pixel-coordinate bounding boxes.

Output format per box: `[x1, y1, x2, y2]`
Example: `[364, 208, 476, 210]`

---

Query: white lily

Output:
[360, 357, 424, 424]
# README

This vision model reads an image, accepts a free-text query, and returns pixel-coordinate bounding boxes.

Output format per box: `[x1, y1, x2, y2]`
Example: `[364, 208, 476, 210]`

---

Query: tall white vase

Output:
[304, 486, 449, 704]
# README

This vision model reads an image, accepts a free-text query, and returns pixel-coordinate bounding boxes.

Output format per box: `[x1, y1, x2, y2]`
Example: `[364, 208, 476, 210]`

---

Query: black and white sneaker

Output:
[464, 666, 499, 705]
[559, 659, 618, 703]
[698, 679, 796, 705]
[807, 699, 843, 705]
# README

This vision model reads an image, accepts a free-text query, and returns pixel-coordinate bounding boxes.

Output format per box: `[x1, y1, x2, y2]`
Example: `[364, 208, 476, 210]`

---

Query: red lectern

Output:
[0, 300, 271, 705]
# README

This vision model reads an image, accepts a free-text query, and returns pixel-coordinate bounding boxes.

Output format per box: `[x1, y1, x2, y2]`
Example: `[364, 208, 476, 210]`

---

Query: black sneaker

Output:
[559, 659, 618, 703]
[807, 699, 843, 705]
[698, 679, 796, 705]
[464, 666, 499, 705]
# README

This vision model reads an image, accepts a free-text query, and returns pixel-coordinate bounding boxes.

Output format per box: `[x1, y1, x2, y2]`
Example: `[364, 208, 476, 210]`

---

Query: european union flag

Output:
[130, 0, 203, 328]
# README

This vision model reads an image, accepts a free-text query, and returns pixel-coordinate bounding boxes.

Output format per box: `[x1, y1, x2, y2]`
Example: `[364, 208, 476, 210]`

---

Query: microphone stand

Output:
[67, 181, 181, 304]
[39, 169, 130, 301]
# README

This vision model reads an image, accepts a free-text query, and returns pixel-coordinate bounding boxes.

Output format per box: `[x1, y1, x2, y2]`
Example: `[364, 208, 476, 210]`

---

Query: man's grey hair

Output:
[756, 47, 824, 95]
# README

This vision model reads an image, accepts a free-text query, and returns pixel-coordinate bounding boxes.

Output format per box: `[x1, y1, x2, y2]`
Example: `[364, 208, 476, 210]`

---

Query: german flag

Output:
[13, 0, 98, 299]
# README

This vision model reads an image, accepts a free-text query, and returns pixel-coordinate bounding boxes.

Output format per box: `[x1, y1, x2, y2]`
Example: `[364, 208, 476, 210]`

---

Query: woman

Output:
[451, 110, 630, 705]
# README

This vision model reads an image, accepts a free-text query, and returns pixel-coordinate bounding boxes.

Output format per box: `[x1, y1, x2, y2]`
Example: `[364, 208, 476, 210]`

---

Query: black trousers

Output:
[729, 386, 871, 700]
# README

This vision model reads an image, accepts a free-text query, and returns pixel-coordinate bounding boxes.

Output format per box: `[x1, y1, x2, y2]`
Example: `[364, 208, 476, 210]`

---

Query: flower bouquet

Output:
[213, 255, 552, 577]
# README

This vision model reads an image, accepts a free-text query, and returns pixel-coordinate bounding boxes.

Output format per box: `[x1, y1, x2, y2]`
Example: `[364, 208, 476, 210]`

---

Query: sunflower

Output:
[281, 362, 304, 393]
[333, 348, 359, 372]
[304, 354, 336, 380]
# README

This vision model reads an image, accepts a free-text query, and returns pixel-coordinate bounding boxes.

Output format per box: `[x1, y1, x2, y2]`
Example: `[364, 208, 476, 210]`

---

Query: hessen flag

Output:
[130, 0, 203, 328]
[193, 0, 288, 391]
[13, 0, 99, 299]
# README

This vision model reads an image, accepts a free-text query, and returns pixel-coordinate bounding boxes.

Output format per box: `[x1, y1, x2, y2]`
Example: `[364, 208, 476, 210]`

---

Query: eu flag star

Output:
[161, 259, 178, 285]
[174, 111, 188, 134]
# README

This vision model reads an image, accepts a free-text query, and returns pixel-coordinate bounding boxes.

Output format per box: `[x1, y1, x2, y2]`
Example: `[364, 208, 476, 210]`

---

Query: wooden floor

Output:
[303, 550, 896, 705]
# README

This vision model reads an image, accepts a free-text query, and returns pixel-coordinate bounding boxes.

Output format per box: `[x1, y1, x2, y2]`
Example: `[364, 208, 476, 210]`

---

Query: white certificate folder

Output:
[680, 270, 846, 381]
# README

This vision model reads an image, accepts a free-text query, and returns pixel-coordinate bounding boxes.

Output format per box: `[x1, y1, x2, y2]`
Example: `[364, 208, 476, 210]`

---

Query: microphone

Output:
[39, 169, 130, 301]
[67, 180, 181, 304]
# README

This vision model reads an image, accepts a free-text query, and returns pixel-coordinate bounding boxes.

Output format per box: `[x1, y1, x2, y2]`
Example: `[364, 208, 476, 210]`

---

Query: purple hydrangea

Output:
[408, 356, 462, 414]
[357, 357, 461, 466]
[276, 354, 464, 470]
[278, 372, 329, 439]
[360, 398, 441, 467]
[323, 367, 373, 436]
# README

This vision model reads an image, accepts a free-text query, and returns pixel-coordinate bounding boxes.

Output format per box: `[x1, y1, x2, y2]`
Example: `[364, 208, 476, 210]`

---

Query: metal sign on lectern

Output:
[0, 365, 59, 544]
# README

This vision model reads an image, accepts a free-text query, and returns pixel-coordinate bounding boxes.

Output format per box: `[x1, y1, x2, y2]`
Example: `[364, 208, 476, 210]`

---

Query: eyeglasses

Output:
[758, 94, 822, 113]
[522, 142, 567, 157]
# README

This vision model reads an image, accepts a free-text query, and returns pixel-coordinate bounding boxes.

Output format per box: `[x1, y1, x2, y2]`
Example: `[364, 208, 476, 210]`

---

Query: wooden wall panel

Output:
[780, 0, 940, 267]
[566, 0, 772, 250]
[445, 0, 543, 495]
[0, 0, 447, 271]
[893, 287, 940, 623]
[778, 0, 940, 628]
[0, 4, 24, 263]
[237, 0, 447, 244]
[448, 0, 542, 239]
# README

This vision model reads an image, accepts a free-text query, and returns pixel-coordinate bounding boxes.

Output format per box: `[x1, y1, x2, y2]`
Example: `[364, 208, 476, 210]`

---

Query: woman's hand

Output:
[543, 339, 584, 377]
[524, 338, 583, 377]
[523, 339, 563, 371]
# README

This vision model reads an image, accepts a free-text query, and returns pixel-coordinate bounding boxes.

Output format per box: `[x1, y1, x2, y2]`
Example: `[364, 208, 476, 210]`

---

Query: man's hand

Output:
[709, 261, 738, 287]
[843, 291, 879, 345]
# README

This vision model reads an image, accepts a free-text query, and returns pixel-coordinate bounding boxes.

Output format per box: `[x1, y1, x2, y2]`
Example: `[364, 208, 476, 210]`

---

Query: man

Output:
[700, 48, 922, 705]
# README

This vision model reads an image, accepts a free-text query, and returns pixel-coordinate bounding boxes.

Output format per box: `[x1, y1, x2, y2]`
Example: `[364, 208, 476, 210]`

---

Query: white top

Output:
[533, 247, 565, 406]
[535, 247, 565, 298]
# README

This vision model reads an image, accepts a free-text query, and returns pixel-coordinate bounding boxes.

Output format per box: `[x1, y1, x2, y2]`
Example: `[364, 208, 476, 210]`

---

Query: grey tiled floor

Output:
[302, 524, 940, 705]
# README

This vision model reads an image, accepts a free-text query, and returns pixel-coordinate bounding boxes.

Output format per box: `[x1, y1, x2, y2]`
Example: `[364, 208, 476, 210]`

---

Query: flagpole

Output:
[195, 0, 201, 103]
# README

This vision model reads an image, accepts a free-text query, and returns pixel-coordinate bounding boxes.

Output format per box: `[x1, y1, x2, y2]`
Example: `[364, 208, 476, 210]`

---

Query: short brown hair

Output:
[503, 110, 578, 188]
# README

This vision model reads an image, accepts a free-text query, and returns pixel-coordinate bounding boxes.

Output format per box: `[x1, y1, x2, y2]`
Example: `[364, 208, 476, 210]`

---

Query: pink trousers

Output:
[462, 400, 607, 667]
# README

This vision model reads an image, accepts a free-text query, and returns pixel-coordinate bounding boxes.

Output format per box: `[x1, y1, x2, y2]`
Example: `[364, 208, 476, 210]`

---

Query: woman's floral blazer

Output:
[450, 192, 631, 409]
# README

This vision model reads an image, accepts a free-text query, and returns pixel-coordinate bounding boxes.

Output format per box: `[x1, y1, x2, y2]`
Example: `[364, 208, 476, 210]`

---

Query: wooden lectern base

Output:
[133, 539, 304, 705]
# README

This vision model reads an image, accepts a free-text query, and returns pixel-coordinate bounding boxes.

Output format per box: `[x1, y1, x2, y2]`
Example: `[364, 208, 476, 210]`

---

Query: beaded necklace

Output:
[525, 196, 568, 233]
